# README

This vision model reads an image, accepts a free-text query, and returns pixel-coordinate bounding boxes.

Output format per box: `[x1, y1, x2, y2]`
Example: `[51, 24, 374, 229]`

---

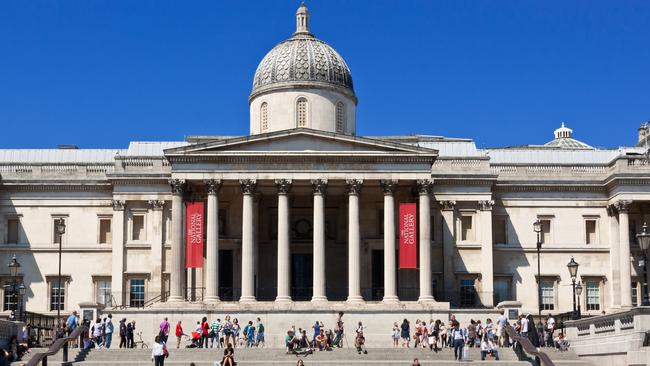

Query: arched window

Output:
[260, 102, 268, 132]
[296, 98, 308, 127]
[335, 102, 345, 133]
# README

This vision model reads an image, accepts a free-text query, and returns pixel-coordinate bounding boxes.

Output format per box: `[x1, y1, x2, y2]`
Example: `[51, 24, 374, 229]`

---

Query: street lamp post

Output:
[55, 218, 66, 324]
[636, 222, 650, 306]
[5, 255, 26, 321]
[575, 281, 583, 318]
[567, 257, 579, 320]
[533, 219, 543, 320]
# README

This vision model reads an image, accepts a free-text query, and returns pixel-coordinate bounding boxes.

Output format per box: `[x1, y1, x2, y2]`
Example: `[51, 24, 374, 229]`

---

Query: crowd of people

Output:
[170, 315, 266, 350]
[283, 312, 367, 355]
[397, 311, 570, 363]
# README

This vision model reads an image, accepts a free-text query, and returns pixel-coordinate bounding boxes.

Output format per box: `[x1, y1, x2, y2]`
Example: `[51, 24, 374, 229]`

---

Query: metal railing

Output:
[505, 324, 555, 366]
[26, 323, 89, 366]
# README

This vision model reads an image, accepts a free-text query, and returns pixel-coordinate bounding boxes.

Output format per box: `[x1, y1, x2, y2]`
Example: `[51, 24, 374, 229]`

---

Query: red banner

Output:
[399, 203, 417, 269]
[185, 201, 204, 268]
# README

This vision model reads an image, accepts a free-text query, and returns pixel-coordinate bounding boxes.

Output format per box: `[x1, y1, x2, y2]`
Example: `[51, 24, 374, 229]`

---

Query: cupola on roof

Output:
[544, 122, 593, 149]
[250, 3, 355, 101]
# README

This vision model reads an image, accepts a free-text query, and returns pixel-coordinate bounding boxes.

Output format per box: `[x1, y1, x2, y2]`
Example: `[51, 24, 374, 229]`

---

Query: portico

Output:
[161, 128, 456, 306]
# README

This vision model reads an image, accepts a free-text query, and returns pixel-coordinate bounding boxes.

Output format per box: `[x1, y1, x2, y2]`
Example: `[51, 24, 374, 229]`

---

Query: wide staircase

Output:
[14, 346, 593, 366]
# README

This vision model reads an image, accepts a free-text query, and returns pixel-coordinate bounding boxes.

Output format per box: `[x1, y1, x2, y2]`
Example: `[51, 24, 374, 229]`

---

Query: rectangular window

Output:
[493, 218, 507, 244]
[541, 280, 555, 310]
[131, 215, 144, 241]
[541, 219, 551, 244]
[493, 279, 511, 305]
[585, 220, 597, 244]
[95, 280, 112, 306]
[586, 281, 600, 311]
[99, 218, 112, 244]
[632, 281, 639, 307]
[460, 279, 476, 307]
[3, 287, 17, 311]
[129, 278, 145, 307]
[7, 219, 19, 244]
[460, 216, 474, 241]
[50, 279, 65, 311]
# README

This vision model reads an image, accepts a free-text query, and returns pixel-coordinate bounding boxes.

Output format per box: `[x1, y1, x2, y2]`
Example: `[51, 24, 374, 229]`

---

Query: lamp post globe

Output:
[18, 283, 26, 296]
[567, 257, 580, 320]
[636, 222, 650, 306]
[8, 255, 20, 278]
[55, 218, 66, 236]
[575, 281, 583, 319]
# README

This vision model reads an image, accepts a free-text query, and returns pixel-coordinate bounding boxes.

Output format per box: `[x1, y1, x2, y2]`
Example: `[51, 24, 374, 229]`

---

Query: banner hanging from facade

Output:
[399, 203, 417, 269]
[185, 201, 205, 268]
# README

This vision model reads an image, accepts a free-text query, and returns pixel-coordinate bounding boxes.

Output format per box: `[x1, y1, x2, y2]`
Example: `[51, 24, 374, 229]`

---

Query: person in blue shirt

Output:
[245, 321, 255, 347]
[66, 311, 79, 347]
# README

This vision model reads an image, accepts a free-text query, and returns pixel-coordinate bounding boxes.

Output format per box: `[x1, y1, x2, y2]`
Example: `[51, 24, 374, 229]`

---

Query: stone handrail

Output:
[504, 324, 555, 366]
[26, 324, 88, 366]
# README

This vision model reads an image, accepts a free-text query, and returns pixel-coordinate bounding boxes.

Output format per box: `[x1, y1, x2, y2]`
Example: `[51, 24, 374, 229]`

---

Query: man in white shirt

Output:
[520, 315, 529, 336]
[546, 315, 555, 347]
[496, 311, 508, 347]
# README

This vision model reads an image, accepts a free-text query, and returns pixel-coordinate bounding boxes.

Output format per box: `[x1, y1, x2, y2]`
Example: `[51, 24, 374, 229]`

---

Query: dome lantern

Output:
[295, 2, 311, 36]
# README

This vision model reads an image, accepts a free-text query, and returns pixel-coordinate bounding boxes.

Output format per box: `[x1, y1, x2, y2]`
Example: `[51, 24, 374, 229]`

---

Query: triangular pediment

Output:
[164, 128, 437, 157]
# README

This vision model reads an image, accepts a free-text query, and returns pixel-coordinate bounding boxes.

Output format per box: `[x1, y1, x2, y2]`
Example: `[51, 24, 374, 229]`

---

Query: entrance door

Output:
[291, 254, 313, 301]
[371, 249, 384, 300]
[219, 249, 234, 301]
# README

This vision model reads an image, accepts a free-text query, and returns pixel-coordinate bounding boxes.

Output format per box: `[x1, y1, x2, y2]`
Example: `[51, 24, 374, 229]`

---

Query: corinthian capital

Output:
[439, 200, 456, 211]
[345, 179, 363, 195]
[111, 200, 125, 211]
[275, 179, 293, 195]
[148, 200, 165, 211]
[204, 179, 222, 195]
[239, 179, 257, 195]
[311, 179, 328, 195]
[380, 179, 399, 195]
[478, 200, 494, 211]
[169, 179, 186, 195]
[416, 179, 434, 195]
[615, 200, 632, 213]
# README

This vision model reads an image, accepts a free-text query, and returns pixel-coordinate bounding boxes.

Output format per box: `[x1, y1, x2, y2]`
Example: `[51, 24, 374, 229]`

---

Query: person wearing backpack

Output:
[256, 318, 265, 348]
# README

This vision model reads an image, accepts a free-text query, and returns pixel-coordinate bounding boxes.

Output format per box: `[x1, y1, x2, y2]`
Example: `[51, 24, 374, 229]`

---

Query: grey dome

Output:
[250, 5, 354, 100]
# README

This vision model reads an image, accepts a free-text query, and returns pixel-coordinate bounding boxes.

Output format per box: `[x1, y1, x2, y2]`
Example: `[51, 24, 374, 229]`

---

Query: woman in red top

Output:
[175, 321, 184, 349]
[201, 317, 210, 348]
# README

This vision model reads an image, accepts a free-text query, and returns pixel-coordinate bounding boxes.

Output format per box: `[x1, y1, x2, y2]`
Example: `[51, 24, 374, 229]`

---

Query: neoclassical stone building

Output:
[1, 4, 649, 339]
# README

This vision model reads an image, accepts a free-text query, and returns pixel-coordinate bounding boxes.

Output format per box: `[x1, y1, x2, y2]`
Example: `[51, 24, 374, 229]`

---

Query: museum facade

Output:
[1, 5, 650, 327]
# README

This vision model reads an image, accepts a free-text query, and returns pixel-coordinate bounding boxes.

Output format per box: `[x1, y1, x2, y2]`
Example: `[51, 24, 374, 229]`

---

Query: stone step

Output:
[13, 347, 592, 366]
[24, 362, 590, 366]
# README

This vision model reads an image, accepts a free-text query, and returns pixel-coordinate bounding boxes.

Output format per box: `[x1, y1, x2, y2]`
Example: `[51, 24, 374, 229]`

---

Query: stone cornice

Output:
[167, 154, 435, 165]
[494, 184, 605, 193]
[0, 183, 112, 192]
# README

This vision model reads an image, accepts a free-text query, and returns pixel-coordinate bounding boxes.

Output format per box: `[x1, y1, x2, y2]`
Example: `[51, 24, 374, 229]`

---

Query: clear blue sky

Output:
[1, 0, 648, 149]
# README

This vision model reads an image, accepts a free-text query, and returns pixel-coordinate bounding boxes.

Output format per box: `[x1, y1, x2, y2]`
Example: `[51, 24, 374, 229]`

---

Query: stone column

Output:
[607, 204, 621, 308]
[478, 200, 494, 307]
[440, 200, 456, 303]
[417, 179, 435, 303]
[148, 200, 165, 301]
[275, 179, 292, 302]
[240, 179, 257, 303]
[204, 179, 222, 303]
[346, 179, 364, 303]
[381, 179, 399, 303]
[311, 179, 328, 302]
[616, 200, 632, 307]
[168, 179, 186, 302]
[110, 200, 125, 306]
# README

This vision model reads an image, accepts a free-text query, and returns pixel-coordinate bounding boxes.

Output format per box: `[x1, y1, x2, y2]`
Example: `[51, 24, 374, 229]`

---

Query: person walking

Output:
[151, 335, 166, 366]
[175, 321, 184, 349]
[256, 317, 265, 347]
[65, 311, 79, 347]
[451, 322, 467, 361]
[159, 317, 170, 344]
[104, 314, 114, 349]
[92, 318, 103, 348]
[546, 314, 555, 347]
[400, 319, 410, 348]
[118, 318, 127, 348]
